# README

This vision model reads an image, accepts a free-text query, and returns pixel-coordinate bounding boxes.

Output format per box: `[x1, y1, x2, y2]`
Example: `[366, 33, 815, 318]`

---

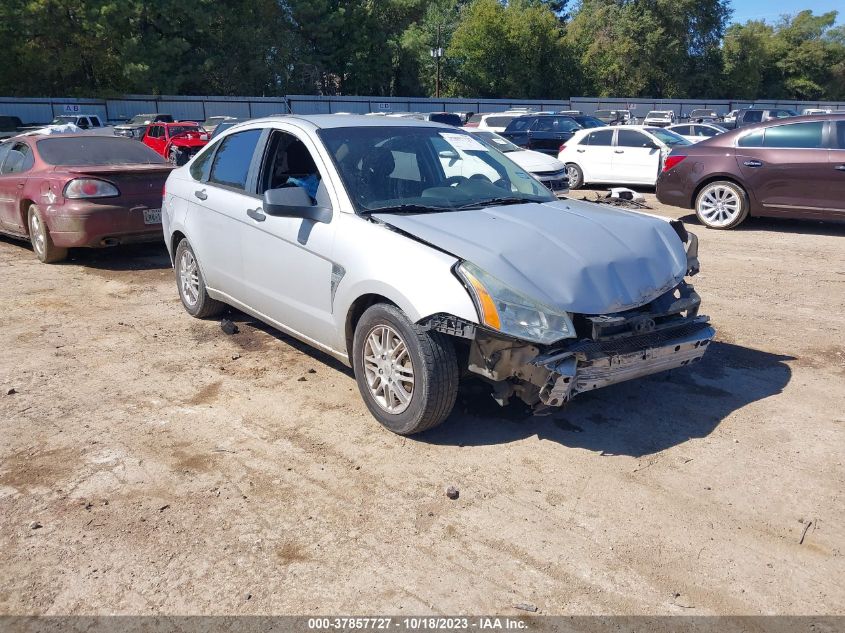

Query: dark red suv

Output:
[657, 113, 845, 229]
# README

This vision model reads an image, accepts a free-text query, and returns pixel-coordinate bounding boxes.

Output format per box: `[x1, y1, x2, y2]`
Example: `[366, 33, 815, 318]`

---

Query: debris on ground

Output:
[29, 521, 42, 530]
[6, 388, 16, 395]
[307, 368, 317, 374]
[582, 188, 652, 210]
[231, 353, 241, 360]
[799, 519, 814, 545]
[220, 319, 239, 335]
[513, 602, 538, 612]
[446, 486, 459, 500]
[298, 376, 307, 382]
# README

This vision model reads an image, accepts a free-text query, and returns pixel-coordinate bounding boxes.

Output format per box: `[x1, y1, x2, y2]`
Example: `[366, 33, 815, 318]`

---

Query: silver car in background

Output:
[162, 115, 714, 435]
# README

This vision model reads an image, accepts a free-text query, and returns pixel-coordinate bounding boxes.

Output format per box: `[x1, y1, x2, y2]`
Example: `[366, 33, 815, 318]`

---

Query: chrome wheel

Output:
[29, 210, 46, 258]
[698, 185, 741, 227]
[566, 165, 580, 188]
[179, 250, 200, 307]
[362, 324, 415, 414]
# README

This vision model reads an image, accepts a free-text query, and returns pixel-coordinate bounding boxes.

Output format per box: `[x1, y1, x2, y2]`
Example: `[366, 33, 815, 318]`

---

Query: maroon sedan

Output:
[0, 134, 172, 262]
[657, 113, 845, 229]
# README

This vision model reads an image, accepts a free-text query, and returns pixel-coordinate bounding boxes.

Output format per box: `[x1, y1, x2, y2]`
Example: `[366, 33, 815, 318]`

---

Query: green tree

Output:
[447, 0, 575, 99]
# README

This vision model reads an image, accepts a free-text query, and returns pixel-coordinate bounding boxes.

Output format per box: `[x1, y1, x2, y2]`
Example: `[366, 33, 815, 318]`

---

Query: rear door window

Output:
[506, 117, 534, 132]
[743, 111, 763, 123]
[761, 122, 824, 148]
[208, 129, 263, 191]
[673, 125, 692, 136]
[836, 122, 845, 149]
[582, 129, 614, 146]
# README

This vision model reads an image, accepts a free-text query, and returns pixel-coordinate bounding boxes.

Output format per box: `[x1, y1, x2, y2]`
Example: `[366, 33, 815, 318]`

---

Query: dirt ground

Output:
[1, 190, 843, 616]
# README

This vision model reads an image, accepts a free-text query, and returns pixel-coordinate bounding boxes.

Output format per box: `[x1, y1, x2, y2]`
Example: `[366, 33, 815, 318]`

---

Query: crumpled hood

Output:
[374, 199, 688, 315]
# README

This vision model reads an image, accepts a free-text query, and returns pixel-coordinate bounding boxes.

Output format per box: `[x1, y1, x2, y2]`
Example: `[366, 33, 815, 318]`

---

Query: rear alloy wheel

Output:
[168, 148, 182, 166]
[28, 204, 67, 263]
[174, 238, 224, 318]
[695, 181, 749, 229]
[352, 303, 458, 435]
[566, 163, 584, 189]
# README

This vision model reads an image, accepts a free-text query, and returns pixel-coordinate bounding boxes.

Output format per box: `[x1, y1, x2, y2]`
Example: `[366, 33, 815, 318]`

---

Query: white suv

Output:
[163, 115, 713, 434]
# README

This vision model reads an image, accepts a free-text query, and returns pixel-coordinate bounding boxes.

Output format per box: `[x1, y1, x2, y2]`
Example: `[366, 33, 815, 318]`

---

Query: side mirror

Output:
[262, 186, 331, 223]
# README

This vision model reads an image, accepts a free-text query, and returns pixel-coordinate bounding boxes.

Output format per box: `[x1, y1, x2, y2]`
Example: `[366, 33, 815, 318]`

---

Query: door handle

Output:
[17, 183, 24, 189]
[614, 150, 624, 154]
[576, 149, 585, 153]
[835, 165, 845, 172]
[743, 160, 763, 168]
[194, 189, 207, 200]
[247, 208, 266, 222]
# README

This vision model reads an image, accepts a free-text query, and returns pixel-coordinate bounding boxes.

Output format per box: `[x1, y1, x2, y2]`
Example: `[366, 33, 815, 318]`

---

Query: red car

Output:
[142, 121, 209, 166]
[0, 134, 172, 263]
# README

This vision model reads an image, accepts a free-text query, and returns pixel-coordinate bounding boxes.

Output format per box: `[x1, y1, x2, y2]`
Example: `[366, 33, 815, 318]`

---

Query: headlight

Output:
[456, 261, 574, 345]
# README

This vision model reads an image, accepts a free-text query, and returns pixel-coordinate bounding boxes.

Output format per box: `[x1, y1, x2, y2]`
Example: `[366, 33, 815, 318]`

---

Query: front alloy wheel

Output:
[362, 324, 415, 414]
[352, 303, 458, 435]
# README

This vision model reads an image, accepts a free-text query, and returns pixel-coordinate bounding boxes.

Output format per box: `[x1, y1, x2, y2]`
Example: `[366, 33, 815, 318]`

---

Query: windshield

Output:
[471, 130, 520, 152]
[168, 125, 202, 136]
[50, 116, 80, 124]
[646, 127, 691, 147]
[128, 114, 155, 125]
[318, 126, 555, 213]
[647, 111, 671, 118]
[37, 137, 166, 165]
[572, 116, 605, 128]
[691, 110, 716, 117]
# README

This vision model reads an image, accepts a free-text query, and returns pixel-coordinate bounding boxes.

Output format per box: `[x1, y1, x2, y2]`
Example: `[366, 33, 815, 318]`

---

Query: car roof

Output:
[242, 114, 459, 130]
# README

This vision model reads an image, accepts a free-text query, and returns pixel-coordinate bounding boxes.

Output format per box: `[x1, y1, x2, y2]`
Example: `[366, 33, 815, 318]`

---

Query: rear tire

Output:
[566, 163, 584, 189]
[695, 181, 749, 230]
[174, 238, 225, 318]
[352, 303, 458, 435]
[27, 204, 67, 263]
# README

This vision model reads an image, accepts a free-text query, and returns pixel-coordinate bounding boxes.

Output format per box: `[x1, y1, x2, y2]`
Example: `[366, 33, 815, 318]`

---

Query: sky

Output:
[730, 0, 843, 25]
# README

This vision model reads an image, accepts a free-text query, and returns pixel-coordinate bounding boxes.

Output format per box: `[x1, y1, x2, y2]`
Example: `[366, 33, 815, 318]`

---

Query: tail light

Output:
[63, 178, 119, 199]
[558, 143, 566, 152]
[663, 155, 687, 172]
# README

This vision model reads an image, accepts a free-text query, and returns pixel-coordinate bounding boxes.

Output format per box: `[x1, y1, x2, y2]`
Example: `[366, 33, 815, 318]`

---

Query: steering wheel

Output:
[469, 174, 493, 184]
[444, 175, 469, 187]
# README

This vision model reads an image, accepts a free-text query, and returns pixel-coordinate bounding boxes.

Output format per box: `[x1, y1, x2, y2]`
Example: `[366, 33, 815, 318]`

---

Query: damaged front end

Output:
[426, 225, 714, 411]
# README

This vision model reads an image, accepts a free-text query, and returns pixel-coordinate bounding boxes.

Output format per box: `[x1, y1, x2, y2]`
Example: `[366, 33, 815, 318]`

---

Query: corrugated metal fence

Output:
[2, 94, 845, 124]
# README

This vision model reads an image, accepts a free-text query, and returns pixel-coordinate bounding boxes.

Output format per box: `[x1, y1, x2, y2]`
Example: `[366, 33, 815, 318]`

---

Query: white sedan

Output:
[666, 123, 727, 144]
[558, 125, 691, 188]
[470, 130, 568, 194]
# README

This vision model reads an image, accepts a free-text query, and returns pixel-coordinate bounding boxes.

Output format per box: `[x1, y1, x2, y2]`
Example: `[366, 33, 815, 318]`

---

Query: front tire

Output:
[695, 181, 749, 229]
[28, 204, 67, 263]
[174, 238, 224, 318]
[352, 303, 458, 435]
[566, 163, 584, 189]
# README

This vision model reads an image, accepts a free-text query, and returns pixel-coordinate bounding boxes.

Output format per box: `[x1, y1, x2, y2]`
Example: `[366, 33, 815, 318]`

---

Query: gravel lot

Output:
[1, 190, 843, 615]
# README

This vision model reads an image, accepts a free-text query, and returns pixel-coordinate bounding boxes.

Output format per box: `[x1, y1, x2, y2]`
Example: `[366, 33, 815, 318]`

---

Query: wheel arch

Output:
[691, 175, 750, 210]
[344, 293, 399, 361]
[19, 199, 36, 233]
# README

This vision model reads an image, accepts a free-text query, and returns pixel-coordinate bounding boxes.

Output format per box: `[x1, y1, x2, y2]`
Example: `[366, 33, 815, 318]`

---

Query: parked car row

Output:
[0, 114, 714, 436]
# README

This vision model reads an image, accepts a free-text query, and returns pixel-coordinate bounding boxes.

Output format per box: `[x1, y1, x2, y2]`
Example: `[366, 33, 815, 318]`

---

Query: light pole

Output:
[430, 24, 444, 98]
